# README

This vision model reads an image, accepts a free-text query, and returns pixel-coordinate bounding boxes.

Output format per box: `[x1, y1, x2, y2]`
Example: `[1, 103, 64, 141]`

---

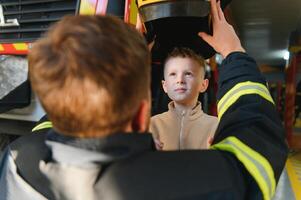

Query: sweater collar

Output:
[168, 101, 204, 120]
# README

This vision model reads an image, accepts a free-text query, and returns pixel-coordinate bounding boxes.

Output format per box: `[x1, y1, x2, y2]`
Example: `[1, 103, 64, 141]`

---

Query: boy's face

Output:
[162, 57, 208, 106]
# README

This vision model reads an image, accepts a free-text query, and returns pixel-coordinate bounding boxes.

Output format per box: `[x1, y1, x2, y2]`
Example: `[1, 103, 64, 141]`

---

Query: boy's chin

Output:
[172, 94, 190, 102]
[172, 98, 187, 104]
[172, 96, 199, 107]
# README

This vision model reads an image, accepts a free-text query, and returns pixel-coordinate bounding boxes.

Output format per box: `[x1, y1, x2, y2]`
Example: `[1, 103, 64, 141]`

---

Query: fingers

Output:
[135, 13, 143, 33]
[208, 137, 214, 145]
[148, 38, 155, 51]
[206, 136, 215, 148]
[217, 1, 226, 22]
[198, 32, 214, 46]
[154, 139, 164, 150]
[210, 0, 220, 22]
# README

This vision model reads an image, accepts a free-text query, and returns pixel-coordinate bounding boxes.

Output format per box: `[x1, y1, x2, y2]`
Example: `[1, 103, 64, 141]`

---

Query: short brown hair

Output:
[164, 47, 205, 78]
[29, 15, 150, 137]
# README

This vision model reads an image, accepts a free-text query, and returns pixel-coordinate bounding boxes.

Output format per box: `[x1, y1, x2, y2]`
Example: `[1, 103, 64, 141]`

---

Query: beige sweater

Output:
[150, 102, 218, 150]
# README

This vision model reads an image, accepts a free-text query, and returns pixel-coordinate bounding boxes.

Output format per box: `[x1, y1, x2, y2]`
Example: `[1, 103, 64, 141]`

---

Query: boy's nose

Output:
[176, 74, 185, 84]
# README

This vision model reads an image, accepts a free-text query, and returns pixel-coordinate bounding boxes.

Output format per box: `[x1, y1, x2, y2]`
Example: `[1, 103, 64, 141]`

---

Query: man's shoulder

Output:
[98, 150, 246, 199]
[107, 150, 239, 180]
[9, 132, 47, 153]
[8, 132, 49, 175]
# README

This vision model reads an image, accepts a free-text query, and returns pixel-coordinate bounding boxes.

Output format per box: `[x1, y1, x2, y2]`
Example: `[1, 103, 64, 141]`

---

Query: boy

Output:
[150, 48, 218, 150]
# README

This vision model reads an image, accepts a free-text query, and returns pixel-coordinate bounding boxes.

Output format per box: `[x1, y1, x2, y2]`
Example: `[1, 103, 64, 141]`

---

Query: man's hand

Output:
[207, 136, 214, 148]
[198, 0, 245, 58]
[135, 13, 144, 33]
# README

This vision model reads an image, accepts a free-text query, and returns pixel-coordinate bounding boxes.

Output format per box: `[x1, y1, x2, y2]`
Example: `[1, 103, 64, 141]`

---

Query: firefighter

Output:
[0, 1, 287, 199]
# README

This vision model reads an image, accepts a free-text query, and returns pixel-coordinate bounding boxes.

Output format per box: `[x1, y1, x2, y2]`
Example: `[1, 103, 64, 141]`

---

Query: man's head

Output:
[162, 48, 208, 107]
[29, 15, 151, 137]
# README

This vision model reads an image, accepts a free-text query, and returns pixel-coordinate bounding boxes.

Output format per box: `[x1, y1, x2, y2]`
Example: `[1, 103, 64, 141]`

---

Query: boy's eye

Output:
[185, 72, 193, 76]
[169, 72, 176, 76]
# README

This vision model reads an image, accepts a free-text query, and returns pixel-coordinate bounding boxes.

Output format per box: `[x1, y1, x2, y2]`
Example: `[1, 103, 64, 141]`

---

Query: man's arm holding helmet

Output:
[199, 1, 288, 200]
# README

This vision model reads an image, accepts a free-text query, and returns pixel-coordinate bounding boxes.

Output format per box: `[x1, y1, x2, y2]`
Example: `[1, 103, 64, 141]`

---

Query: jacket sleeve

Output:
[211, 52, 288, 200]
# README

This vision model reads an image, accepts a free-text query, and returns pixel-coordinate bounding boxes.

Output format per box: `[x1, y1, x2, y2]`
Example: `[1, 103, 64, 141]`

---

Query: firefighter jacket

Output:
[0, 52, 288, 200]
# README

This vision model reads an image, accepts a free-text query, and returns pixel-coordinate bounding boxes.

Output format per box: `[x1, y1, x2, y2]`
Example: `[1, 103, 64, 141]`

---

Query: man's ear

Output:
[199, 79, 209, 93]
[162, 80, 167, 93]
[132, 99, 150, 133]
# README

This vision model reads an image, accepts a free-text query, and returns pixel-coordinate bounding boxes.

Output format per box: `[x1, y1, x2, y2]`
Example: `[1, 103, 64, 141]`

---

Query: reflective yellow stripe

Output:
[137, 0, 167, 7]
[32, 121, 53, 132]
[217, 81, 274, 120]
[12, 43, 28, 51]
[212, 136, 276, 200]
[0, 44, 4, 51]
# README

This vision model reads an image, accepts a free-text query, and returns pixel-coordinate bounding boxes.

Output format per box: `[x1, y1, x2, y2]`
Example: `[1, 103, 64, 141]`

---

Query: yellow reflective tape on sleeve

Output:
[0, 44, 4, 51]
[12, 43, 28, 51]
[32, 121, 53, 132]
[137, 0, 167, 8]
[217, 81, 274, 120]
[211, 136, 276, 200]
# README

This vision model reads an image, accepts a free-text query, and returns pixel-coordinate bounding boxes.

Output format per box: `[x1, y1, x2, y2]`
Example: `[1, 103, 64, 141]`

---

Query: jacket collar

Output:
[168, 101, 204, 120]
[45, 130, 155, 166]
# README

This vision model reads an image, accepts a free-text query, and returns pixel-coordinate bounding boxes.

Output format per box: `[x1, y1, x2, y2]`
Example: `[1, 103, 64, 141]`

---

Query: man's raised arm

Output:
[199, 1, 288, 200]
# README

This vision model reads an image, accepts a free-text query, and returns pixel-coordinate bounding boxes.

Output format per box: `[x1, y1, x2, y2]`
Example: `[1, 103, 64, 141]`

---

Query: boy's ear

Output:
[162, 80, 168, 93]
[199, 79, 209, 93]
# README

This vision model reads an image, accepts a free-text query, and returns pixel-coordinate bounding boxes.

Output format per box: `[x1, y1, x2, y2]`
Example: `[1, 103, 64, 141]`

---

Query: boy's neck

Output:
[173, 101, 198, 114]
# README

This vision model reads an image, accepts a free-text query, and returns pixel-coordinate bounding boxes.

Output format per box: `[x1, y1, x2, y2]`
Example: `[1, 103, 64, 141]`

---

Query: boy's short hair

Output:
[29, 15, 150, 137]
[164, 47, 206, 78]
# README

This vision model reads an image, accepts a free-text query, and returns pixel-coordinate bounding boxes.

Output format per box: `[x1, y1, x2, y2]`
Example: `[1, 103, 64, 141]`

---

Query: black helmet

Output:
[137, 0, 232, 60]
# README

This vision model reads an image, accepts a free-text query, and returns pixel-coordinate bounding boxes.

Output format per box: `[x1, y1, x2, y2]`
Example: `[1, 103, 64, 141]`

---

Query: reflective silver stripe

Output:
[223, 140, 272, 197]
[218, 84, 271, 114]
[212, 136, 276, 200]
